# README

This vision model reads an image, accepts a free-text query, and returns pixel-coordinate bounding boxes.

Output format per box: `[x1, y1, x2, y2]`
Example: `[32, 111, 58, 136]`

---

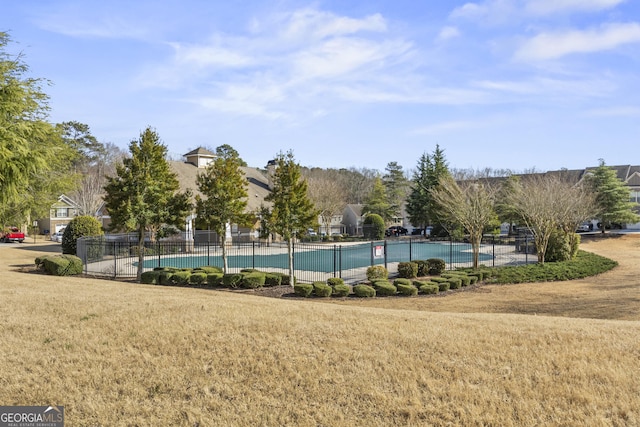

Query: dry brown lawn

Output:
[1, 235, 639, 426]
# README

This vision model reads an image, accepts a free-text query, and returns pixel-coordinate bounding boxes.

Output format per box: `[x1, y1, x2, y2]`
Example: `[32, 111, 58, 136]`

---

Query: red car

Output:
[0, 227, 25, 243]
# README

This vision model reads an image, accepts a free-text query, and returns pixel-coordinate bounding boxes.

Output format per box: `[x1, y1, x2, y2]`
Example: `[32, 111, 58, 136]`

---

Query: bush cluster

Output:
[35, 255, 83, 276]
[61, 215, 104, 256]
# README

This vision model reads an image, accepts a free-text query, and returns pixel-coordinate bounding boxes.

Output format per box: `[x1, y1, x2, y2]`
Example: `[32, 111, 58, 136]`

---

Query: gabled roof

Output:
[169, 161, 271, 212]
[183, 147, 215, 157]
[52, 194, 80, 209]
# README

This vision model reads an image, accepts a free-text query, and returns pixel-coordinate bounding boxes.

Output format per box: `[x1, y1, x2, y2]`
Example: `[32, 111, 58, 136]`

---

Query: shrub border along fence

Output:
[77, 234, 535, 284]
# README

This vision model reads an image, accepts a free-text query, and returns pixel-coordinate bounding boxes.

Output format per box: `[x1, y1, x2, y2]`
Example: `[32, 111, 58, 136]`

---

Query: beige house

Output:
[37, 194, 80, 235]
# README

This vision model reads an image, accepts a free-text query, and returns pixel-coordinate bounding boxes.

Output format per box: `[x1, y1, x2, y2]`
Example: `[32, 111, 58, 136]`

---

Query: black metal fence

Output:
[77, 234, 535, 284]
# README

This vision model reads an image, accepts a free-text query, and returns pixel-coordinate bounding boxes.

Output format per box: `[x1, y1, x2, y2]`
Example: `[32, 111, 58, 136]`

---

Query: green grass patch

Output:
[490, 250, 618, 284]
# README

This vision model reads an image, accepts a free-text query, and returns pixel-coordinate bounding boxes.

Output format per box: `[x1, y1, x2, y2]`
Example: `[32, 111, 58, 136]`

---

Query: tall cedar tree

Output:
[586, 160, 639, 232]
[196, 147, 248, 273]
[103, 127, 192, 281]
[382, 161, 408, 219]
[362, 177, 395, 222]
[264, 151, 318, 284]
[0, 32, 77, 226]
[406, 145, 450, 231]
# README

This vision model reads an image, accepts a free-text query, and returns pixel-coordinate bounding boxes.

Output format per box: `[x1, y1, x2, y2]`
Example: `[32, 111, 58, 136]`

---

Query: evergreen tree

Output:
[362, 177, 395, 222]
[103, 127, 192, 281]
[382, 161, 408, 218]
[196, 146, 248, 273]
[586, 160, 640, 232]
[406, 145, 450, 231]
[263, 151, 318, 284]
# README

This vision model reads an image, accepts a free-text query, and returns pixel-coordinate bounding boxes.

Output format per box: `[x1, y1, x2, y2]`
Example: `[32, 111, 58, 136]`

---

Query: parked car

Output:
[0, 227, 25, 243]
[50, 232, 64, 243]
[385, 226, 408, 237]
[576, 223, 591, 233]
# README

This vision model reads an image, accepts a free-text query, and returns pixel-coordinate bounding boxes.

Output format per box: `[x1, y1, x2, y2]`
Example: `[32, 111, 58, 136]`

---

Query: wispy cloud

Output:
[436, 26, 461, 42]
[525, 0, 627, 15]
[515, 22, 640, 61]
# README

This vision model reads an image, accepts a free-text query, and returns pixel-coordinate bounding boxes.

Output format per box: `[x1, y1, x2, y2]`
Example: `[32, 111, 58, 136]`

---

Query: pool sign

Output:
[373, 245, 384, 258]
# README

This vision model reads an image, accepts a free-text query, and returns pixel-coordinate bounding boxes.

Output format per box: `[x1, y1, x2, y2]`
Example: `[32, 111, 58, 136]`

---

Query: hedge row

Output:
[397, 258, 447, 278]
[140, 266, 295, 289]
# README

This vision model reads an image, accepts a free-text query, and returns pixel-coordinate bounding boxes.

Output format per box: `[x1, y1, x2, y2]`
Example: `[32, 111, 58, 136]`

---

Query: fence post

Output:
[113, 241, 117, 279]
[339, 245, 342, 279]
[157, 241, 161, 268]
[492, 235, 495, 268]
[449, 237, 453, 270]
[384, 240, 388, 271]
[333, 245, 337, 278]
[409, 238, 413, 261]
[252, 241, 255, 269]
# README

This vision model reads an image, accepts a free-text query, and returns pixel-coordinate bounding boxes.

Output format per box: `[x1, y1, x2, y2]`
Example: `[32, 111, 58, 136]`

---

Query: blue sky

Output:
[3, 0, 639, 173]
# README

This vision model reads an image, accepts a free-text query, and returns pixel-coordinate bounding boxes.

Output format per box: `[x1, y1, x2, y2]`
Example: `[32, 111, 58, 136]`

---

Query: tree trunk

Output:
[136, 226, 145, 282]
[287, 239, 294, 286]
[221, 231, 229, 274]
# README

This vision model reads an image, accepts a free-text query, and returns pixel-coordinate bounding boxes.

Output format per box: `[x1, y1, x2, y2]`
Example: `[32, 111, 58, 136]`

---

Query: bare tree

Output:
[506, 174, 595, 264]
[306, 176, 347, 235]
[430, 176, 498, 269]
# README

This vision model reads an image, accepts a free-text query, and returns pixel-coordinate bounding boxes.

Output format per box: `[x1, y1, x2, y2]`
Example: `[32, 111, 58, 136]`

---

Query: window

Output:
[55, 208, 68, 218]
[630, 190, 640, 203]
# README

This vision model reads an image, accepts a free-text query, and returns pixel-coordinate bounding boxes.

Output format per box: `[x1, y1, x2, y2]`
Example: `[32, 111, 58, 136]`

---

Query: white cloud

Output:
[437, 26, 461, 42]
[515, 22, 640, 61]
[169, 42, 254, 69]
[525, 0, 626, 15]
[277, 8, 387, 41]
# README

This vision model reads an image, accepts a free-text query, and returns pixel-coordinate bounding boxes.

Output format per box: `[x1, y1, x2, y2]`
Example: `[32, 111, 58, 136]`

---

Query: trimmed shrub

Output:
[417, 282, 439, 294]
[61, 215, 104, 255]
[415, 260, 429, 277]
[313, 282, 333, 297]
[396, 283, 418, 296]
[545, 230, 580, 262]
[222, 273, 244, 288]
[281, 274, 296, 286]
[447, 277, 462, 289]
[366, 265, 388, 281]
[169, 270, 191, 286]
[158, 271, 174, 285]
[363, 214, 385, 240]
[332, 284, 351, 297]
[141, 270, 161, 284]
[41, 255, 83, 276]
[241, 272, 266, 289]
[196, 266, 223, 274]
[353, 284, 376, 298]
[426, 258, 446, 275]
[264, 273, 283, 287]
[437, 281, 450, 292]
[294, 283, 314, 297]
[372, 280, 397, 296]
[430, 276, 449, 283]
[397, 262, 418, 279]
[189, 272, 208, 286]
[327, 277, 345, 287]
[393, 278, 412, 286]
[206, 273, 224, 287]
[468, 275, 478, 285]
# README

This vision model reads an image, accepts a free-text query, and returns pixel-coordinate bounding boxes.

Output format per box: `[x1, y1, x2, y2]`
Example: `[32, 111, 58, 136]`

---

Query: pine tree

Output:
[406, 145, 450, 232]
[196, 146, 248, 273]
[382, 161, 408, 218]
[103, 127, 192, 281]
[264, 151, 318, 284]
[587, 160, 639, 232]
[362, 177, 395, 222]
